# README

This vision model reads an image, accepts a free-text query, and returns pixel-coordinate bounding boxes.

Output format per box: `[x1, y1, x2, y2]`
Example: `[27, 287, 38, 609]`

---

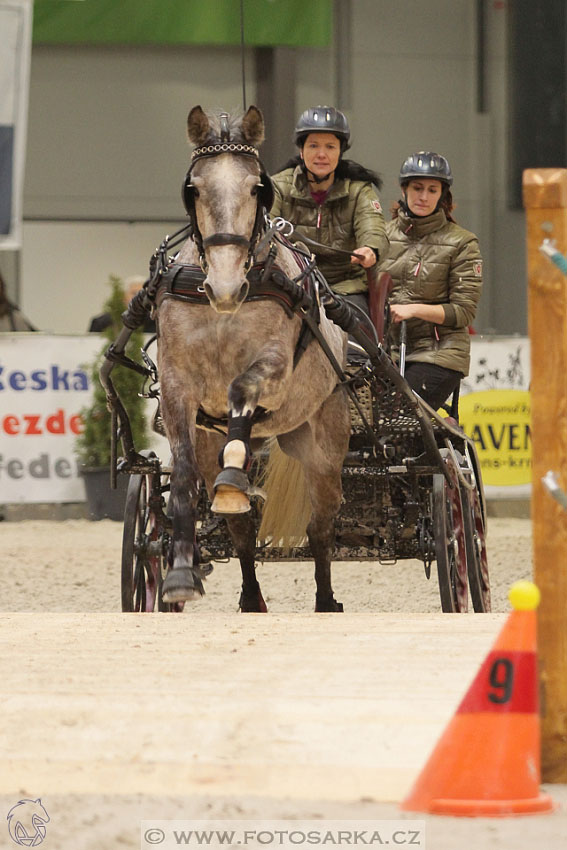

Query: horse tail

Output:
[257, 439, 311, 550]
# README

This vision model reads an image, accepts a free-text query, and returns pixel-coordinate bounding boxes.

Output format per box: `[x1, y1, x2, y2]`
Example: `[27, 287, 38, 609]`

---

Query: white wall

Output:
[22, 44, 258, 332]
[21, 221, 170, 333]
[349, 0, 478, 217]
[15, 3, 527, 335]
[26, 44, 257, 220]
[21, 43, 338, 333]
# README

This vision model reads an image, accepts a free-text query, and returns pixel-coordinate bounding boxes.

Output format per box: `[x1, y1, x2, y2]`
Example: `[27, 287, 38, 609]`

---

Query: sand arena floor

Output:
[0, 516, 565, 849]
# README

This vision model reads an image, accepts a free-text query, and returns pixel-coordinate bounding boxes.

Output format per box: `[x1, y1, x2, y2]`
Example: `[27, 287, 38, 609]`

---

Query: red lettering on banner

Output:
[1, 409, 84, 436]
[457, 650, 538, 714]
[46, 409, 65, 434]
[3, 415, 19, 435]
[69, 414, 83, 435]
[23, 415, 42, 435]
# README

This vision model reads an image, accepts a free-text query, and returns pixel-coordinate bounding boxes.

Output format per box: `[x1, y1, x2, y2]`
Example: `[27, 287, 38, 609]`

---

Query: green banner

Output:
[33, 0, 332, 47]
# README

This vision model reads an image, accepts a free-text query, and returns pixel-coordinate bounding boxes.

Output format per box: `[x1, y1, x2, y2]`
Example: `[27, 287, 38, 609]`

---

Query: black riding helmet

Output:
[294, 106, 351, 152]
[398, 151, 453, 217]
[398, 151, 453, 187]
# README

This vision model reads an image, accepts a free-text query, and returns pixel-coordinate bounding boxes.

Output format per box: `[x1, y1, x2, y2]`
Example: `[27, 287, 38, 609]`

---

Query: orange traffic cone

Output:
[401, 581, 554, 816]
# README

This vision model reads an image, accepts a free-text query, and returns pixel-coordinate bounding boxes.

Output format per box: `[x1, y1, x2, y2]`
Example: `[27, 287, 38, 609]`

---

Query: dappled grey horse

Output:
[156, 105, 351, 611]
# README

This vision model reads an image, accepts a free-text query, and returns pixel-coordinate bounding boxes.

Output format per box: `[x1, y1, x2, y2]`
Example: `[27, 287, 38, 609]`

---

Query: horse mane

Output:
[275, 155, 383, 190]
[198, 108, 247, 145]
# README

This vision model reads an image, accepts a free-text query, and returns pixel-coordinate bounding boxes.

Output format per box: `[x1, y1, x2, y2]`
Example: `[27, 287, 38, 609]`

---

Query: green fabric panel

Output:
[33, 0, 332, 47]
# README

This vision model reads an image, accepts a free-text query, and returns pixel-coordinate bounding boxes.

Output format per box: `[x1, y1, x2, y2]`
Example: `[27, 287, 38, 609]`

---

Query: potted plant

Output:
[76, 274, 149, 520]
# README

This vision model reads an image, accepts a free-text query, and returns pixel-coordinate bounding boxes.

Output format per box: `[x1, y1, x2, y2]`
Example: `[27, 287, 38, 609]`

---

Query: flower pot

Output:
[80, 466, 129, 521]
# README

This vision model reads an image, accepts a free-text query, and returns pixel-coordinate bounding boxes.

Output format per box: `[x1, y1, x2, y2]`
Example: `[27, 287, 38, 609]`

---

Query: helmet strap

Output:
[399, 189, 416, 218]
[433, 184, 450, 213]
[306, 167, 335, 185]
[299, 155, 337, 186]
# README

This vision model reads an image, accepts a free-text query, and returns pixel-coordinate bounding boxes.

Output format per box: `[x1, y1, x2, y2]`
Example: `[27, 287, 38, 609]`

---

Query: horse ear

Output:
[187, 106, 210, 146]
[241, 105, 265, 147]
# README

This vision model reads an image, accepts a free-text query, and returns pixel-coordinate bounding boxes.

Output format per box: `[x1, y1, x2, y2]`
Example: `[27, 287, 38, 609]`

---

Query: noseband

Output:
[182, 122, 274, 273]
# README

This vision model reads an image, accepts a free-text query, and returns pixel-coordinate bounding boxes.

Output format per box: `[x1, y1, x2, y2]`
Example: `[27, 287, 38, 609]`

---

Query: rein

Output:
[270, 216, 368, 261]
[153, 246, 323, 435]
[121, 222, 380, 443]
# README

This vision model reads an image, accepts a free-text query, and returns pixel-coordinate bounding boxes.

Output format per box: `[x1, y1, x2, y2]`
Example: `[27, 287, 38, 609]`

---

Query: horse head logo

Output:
[7, 799, 50, 846]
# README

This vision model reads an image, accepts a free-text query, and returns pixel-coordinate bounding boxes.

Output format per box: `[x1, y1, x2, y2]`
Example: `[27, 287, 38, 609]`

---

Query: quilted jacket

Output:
[271, 164, 389, 294]
[379, 208, 483, 375]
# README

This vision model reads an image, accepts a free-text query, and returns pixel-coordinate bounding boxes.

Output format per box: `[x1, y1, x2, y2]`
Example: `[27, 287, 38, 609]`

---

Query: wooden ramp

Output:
[0, 612, 507, 802]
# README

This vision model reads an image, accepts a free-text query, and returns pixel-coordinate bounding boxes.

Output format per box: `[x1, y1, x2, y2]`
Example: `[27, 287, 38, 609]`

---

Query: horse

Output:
[155, 105, 351, 612]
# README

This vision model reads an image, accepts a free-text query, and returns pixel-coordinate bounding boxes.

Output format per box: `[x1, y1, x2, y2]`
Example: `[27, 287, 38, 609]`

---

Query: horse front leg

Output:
[196, 429, 267, 612]
[212, 346, 288, 515]
[211, 409, 255, 514]
[161, 400, 204, 604]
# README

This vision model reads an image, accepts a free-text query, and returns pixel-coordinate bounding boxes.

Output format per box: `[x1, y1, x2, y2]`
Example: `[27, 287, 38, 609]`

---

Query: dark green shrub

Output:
[75, 275, 148, 467]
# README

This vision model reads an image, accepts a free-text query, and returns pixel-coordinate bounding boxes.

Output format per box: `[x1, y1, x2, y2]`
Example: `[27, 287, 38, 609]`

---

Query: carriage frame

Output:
[99, 240, 490, 616]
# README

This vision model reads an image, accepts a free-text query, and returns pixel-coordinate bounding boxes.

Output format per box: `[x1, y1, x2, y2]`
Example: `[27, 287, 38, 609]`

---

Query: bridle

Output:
[181, 115, 274, 274]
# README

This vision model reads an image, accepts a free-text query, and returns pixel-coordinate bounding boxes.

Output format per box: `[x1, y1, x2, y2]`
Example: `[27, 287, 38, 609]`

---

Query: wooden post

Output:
[523, 168, 567, 782]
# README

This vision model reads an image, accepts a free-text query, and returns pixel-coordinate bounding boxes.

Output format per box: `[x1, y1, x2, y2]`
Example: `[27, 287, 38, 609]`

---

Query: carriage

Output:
[100, 240, 490, 616]
[99, 106, 490, 616]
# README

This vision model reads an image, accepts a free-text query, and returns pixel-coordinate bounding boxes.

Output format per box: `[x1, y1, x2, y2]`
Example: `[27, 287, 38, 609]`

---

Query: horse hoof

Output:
[211, 484, 251, 514]
[162, 567, 204, 603]
[315, 597, 344, 613]
[239, 589, 268, 613]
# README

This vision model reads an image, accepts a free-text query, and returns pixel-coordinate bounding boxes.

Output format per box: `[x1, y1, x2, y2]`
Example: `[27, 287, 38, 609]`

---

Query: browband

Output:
[191, 143, 259, 160]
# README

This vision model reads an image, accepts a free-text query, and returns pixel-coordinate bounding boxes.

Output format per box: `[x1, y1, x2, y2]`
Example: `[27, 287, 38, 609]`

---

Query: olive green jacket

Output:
[379, 208, 482, 375]
[270, 165, 389, 294]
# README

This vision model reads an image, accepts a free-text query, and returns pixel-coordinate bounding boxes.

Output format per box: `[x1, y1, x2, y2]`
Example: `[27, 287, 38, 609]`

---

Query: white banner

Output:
[0, 333, 100, 502]
[0, 334, 531, 505]
[0, 333, 167, 504]
[0, 0, 33, 250]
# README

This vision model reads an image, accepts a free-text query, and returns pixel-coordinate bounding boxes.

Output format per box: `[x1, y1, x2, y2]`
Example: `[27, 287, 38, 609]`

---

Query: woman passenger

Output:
[379, 152, 483, 410]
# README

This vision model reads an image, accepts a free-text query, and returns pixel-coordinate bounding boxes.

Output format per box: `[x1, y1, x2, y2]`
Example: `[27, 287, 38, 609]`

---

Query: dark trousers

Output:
[342, 291, 370, 318]
[341, 292, 371, 347]
[403, 362, 463, 412]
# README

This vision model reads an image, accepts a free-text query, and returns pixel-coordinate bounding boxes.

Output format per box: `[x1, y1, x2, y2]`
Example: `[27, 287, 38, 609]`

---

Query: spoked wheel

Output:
[461, 483, 491, 612]
[121, 472, 181, 613]
[432, 454, 469, 612]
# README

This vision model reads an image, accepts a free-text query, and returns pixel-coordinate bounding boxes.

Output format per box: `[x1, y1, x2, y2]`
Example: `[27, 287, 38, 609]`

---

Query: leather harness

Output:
[119, 118, 355, 435]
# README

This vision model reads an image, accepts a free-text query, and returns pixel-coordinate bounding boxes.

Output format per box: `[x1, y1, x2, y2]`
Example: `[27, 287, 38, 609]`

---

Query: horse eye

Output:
[251, 186, 259, 197]
[193, 187, 200, 199]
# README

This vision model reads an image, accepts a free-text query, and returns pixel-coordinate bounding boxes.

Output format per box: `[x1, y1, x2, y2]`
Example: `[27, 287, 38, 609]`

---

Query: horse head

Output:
[185, 105, 269, 313]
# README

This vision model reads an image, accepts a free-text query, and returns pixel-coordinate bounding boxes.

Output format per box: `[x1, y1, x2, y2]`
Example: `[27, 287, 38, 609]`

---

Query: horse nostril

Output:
[237, 281, 249, 303]
[204, 283, 215, 303]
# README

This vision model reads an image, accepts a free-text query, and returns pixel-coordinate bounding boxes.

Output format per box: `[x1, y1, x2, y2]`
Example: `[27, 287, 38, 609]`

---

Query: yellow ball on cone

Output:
[508, 580, 541, 611]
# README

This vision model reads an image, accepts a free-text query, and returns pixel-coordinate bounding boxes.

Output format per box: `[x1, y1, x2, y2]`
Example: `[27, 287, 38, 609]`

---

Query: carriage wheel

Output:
[461, 484, 491, 612]
[432, 458, 468, 612]
[121, 472, 181, 613]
